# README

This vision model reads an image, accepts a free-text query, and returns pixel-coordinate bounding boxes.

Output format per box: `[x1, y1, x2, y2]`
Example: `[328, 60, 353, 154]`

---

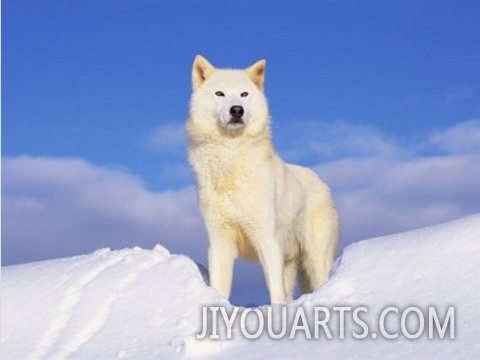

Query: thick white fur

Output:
[186, 55, 339, 304]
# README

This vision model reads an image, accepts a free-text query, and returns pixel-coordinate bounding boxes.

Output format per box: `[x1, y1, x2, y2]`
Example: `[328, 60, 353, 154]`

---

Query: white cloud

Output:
[314, 120, 480, 246]
[156, 161, 194, 185]
[148, 123, 187, 152]
[147, 123, 193, 184]
[428, 119, 480, 154]
[276, 120, 402, 162]
[2, 156, 206, 266]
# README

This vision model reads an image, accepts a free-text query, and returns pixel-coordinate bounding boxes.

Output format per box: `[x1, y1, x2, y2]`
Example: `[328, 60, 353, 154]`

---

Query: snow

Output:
[2, 215, 480, 359]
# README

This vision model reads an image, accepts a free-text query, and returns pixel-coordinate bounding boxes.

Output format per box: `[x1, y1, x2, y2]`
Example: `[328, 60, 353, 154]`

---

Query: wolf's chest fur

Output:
[190, 137, 274, 196]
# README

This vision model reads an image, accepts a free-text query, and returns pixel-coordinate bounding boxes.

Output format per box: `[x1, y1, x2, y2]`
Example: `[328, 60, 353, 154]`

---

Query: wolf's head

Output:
[187, 55, 270, 141]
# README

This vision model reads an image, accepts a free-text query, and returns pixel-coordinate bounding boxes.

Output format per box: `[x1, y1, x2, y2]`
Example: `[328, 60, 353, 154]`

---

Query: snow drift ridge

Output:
[2, 215, 480, 359]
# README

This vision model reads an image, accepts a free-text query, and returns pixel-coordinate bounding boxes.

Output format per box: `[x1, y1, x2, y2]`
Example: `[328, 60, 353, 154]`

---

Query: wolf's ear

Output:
[246, 59, 266, 91]
[192, 55, 215, 90]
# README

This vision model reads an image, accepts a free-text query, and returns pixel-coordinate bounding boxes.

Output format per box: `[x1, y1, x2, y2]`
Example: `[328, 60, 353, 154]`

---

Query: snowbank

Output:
[1, 245, 226, 359]
[2, 215, 480, 359]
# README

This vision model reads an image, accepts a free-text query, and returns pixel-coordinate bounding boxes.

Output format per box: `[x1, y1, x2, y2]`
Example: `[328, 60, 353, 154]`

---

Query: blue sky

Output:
[3, 0, 480, 305]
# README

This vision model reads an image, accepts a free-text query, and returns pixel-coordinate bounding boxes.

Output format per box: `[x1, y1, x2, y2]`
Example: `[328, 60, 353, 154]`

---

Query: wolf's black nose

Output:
[230, 106, 244, 118]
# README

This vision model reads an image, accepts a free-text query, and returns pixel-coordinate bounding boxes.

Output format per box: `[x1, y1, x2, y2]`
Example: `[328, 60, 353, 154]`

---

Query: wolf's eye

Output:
[215, 91, 225, 97]
[240, 92, 249, 97]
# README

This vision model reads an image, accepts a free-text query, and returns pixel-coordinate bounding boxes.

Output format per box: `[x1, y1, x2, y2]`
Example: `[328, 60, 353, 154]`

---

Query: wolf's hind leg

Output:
[283, 257, 297, 302]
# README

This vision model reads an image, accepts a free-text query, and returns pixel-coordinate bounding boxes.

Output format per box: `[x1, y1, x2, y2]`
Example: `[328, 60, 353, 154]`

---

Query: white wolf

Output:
[186, 55, 339, 304]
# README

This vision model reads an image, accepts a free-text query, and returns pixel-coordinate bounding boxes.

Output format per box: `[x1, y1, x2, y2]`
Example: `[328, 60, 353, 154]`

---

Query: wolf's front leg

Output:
[208, 241, 236, 299]
[256, 240, 287, 304]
